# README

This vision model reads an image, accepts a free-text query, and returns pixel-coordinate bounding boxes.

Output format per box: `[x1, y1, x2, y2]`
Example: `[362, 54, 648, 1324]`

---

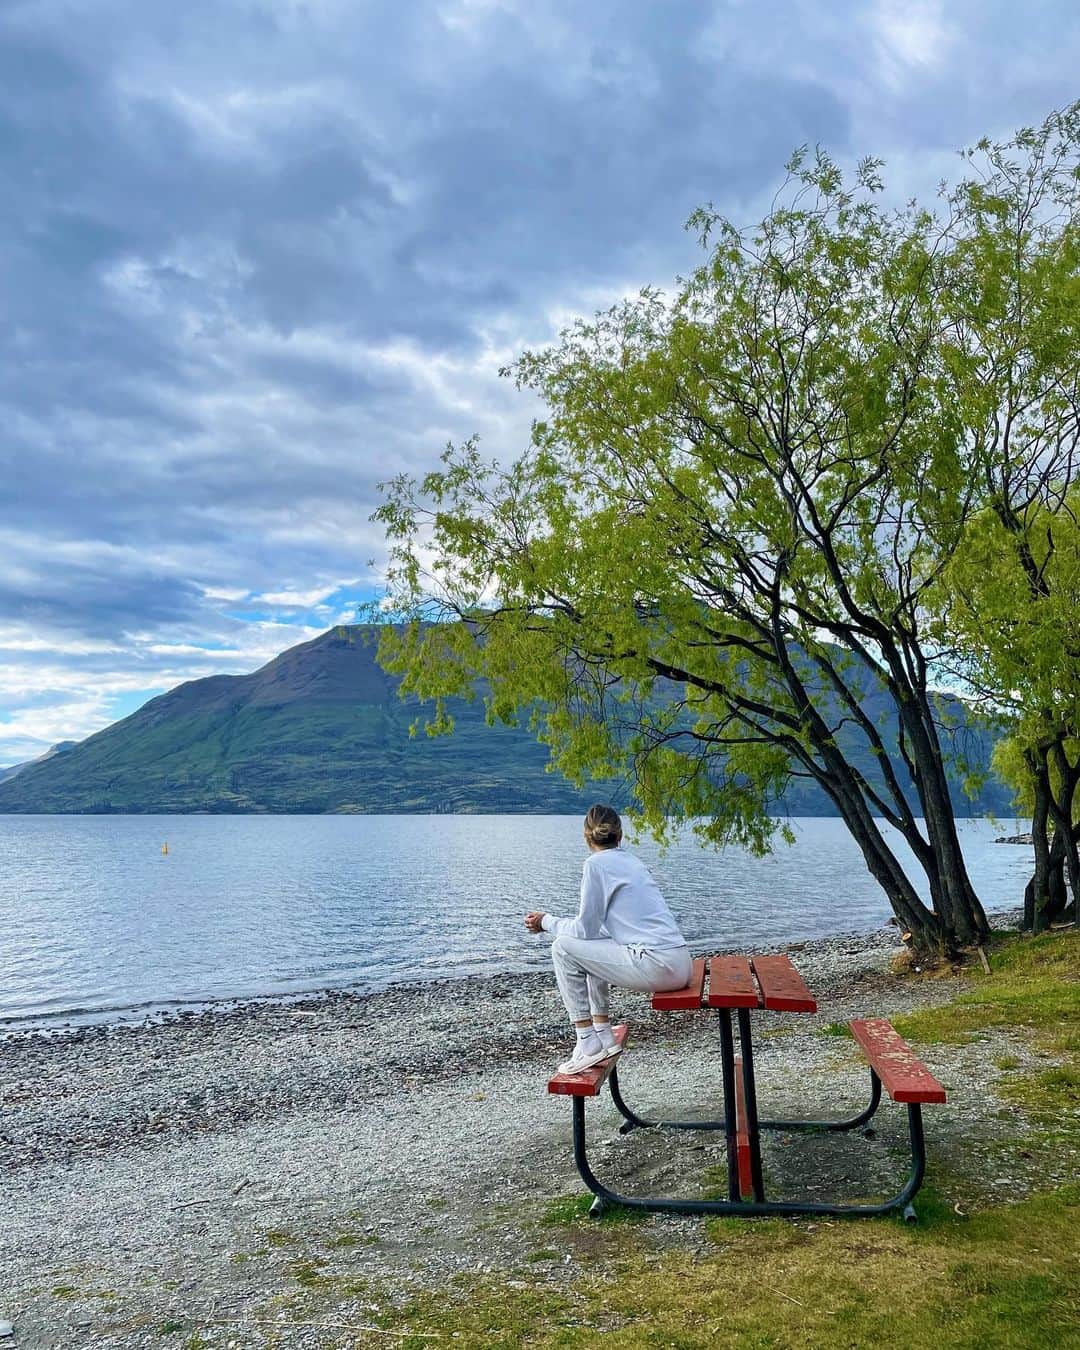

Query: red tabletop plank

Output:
[547, 1024, 629, 1097]
[652, 957, 706, 1010]
[850, 1019, 947, 1104]
[706, 955, 762, 1008]
[750, 954, 817, 1013]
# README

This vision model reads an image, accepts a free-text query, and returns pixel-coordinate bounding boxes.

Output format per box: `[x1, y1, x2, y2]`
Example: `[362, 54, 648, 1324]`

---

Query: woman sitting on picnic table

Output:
[525, 804, 692, 1074]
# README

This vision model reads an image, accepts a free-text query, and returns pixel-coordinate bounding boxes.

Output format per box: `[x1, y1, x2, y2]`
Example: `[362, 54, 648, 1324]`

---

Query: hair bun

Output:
[584, 804, 622, 848]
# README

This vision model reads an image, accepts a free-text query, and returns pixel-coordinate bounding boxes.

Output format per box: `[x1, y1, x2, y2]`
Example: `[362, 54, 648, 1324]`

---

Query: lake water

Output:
[0, 815, 1032, 1030]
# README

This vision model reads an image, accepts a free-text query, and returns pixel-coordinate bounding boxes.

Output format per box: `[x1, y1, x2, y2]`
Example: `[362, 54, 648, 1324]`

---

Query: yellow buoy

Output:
[162, 842, 168, 855]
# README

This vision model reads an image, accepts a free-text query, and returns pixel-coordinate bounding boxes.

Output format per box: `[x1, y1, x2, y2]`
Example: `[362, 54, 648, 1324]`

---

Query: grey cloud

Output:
[1, 0, 1079, 756]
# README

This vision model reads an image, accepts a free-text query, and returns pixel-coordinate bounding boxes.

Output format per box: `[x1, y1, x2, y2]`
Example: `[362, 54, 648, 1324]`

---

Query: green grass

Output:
[362, 1185, 1080, 1348]
[893, 929, 1079, 1056]
[322, 1230, 378, 1249]
[541, 1193, 645, 1227]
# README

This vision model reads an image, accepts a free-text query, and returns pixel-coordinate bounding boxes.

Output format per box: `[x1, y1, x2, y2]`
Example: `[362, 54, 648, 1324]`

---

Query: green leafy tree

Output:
[935, 502, 1080, 930]
[930, 104, 1080, 930]
[374, 108, 1078, 956]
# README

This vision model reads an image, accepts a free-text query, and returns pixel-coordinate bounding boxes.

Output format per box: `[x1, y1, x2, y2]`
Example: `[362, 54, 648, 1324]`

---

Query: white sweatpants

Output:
[550, 935, 693, 1023]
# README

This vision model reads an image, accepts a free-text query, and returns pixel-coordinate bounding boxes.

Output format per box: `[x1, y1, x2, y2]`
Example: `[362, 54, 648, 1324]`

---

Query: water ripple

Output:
[0, 814, 1029, 1028]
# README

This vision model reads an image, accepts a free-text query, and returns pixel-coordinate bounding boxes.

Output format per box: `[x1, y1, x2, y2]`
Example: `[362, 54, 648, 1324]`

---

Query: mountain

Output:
[0, 740, 76, 784]
[0, 628, 615, 814]
[0, 625, 1015, 815]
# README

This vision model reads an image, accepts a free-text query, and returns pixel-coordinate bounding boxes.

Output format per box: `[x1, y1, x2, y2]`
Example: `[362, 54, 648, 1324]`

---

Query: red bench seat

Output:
[850, 1019, 947, 1103]
[547, 1024, 630, 1097]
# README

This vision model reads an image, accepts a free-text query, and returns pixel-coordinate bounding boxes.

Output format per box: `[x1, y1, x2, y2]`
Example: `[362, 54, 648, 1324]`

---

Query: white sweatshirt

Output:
[541, 847, 688, 949]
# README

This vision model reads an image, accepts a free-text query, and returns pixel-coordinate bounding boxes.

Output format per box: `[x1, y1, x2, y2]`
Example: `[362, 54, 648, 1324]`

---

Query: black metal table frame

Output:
[571, 1006, 926, 1221]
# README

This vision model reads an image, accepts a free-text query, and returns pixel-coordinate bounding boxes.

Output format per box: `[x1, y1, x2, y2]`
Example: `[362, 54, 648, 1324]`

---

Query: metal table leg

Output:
[571, 1095, 928, 1220]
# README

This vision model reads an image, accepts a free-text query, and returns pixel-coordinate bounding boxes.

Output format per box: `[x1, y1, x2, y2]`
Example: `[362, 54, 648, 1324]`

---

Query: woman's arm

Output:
[539, 859, 606, 940]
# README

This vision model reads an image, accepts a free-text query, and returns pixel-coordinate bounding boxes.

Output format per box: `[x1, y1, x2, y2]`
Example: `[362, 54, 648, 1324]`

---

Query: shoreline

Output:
[0, 918, 910, 1043]
[2, 913, 1023, 1170]
[2, 921, 917, 1165]
[0, 900, 1027, 1040]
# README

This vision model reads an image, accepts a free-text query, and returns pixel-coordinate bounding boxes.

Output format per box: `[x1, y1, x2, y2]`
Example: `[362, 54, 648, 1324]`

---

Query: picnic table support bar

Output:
[736, 1007, 766, 1201]
[608, 1066, 728, 1134]
[718, 1009, 740, 1202]
[610, 1066, 884, 1138]
[759, 1070, 883, 1134]
[572, 1096, 927, 1220]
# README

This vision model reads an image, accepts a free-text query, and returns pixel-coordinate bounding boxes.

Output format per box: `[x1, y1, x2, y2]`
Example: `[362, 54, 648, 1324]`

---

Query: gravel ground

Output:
[0, 912, 1057, 1349]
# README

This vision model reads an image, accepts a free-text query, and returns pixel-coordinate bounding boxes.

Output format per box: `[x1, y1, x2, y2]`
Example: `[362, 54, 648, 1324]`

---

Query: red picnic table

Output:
[548, 952, 947, 1221]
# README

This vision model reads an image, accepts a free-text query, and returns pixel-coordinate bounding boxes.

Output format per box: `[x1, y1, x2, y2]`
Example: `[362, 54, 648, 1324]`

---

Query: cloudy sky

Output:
[0, 0, 1077, 764]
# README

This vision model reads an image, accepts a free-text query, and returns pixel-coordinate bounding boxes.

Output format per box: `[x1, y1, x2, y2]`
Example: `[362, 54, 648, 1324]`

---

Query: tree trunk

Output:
[1025, 748, 1053, 934]
[892, 693, 991, 945]
[809, 739, 946, 954]
[1026, 819, 1080, 929]
[1047, 743, 1080, 928]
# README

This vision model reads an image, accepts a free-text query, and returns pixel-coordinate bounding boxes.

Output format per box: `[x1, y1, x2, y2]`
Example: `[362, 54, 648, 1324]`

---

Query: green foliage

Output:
[374, 109, 1080, 946]
[378, 152, 964, 835]
[924, 106, 1080, 847]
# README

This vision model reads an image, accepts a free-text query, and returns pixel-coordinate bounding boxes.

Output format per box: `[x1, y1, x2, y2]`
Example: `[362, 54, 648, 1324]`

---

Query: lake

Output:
[0, 814, 1032, 1030]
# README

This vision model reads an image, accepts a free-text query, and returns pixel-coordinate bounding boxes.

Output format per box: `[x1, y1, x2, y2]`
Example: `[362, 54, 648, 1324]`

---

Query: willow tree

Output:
[935, 501, 1080, 931]
[371, 140, 1037, 955]
[930, 104, 1080, 929]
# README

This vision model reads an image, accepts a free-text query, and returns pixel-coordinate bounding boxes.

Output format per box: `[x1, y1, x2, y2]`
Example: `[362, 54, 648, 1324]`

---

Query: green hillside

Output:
[0, 625, 1015, 815]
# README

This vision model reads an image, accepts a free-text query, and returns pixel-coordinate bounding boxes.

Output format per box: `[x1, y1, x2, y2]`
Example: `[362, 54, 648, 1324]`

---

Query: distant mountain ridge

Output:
[0, 625, 1015, 816]
[0, 740, 76, 784]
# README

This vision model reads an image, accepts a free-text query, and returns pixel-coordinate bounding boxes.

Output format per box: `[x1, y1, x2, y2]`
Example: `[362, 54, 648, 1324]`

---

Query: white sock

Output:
[592, 1021, 615, 1049]
[574, 1026, 600, 1047]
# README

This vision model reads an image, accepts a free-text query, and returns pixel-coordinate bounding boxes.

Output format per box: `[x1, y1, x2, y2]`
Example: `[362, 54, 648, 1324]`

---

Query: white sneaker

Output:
[557, 1044, 609, 1074]
[602, 1040, 623, 1059]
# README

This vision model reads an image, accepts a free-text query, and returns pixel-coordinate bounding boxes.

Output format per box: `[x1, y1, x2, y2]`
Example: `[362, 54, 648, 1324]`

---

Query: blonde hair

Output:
[584, 804, 622, 849]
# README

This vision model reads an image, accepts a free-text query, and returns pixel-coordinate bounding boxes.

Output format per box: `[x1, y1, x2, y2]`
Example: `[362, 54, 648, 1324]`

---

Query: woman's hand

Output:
[524, 911, 547, 934]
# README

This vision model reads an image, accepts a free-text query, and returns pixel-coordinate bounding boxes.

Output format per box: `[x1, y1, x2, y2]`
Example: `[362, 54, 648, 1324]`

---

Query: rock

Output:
[0, 1320, 13, 1338]
[994, 832, 1033, 844]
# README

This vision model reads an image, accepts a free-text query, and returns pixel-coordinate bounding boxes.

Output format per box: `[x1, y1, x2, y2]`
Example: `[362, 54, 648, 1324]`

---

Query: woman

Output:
[525, 804, 693, 1073]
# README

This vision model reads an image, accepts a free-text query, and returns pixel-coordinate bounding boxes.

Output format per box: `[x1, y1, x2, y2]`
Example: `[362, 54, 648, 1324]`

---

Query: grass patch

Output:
[362, 1185, 1079, 1347]
[263, 1228, 296, 1248]
[817, 1021, 854, 1039]
[994, 1053, 1022, 1070]
[322, 1230, 378, 1249]
[893, 930, 1079, 1052]
[999, 1063, 1080, 1129]
[287, 1256, 332, 1289]
[526, 1248, 559, 1262]
[541, 1193, 644, 1227]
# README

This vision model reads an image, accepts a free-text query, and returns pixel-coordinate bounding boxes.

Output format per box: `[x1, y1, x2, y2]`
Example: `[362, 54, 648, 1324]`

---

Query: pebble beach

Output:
[2, 912, 1054, 1349]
